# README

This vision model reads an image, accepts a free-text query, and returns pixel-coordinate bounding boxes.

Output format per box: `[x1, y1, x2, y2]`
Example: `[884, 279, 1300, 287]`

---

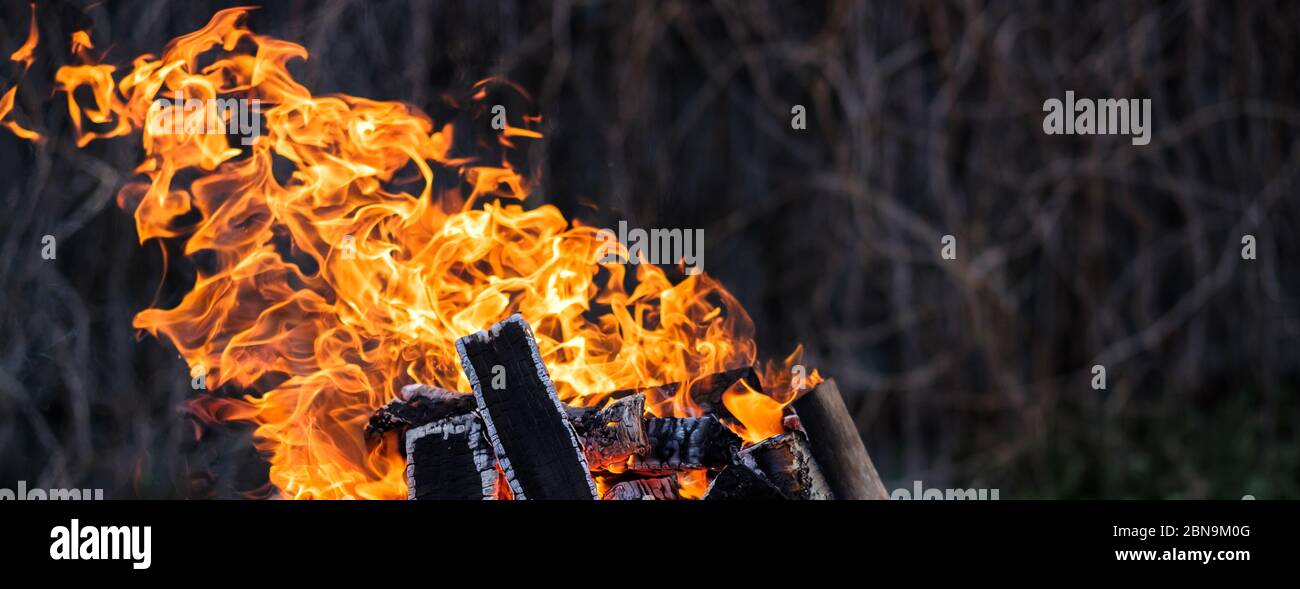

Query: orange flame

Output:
[70, 30, 94, 55]
[8, 2, 38, 68]
[22, 7, 820, 499]
[0, 2, 43, 142]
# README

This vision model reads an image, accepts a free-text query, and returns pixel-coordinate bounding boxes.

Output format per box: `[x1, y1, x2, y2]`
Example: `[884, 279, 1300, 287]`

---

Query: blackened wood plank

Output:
[404, 413, 497, 500]
[456, 314, 598, 500]
[790, 379, 888, 499]
[627, 416, 739, 471]
[703, 465, 785, 500]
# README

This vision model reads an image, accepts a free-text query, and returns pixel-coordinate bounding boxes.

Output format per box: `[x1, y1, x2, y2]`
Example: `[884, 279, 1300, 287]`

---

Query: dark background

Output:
[1, 0, 1297, 499]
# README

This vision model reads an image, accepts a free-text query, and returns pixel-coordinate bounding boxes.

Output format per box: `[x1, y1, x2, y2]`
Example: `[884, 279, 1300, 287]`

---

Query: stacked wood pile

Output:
[367, 314, 888, 500]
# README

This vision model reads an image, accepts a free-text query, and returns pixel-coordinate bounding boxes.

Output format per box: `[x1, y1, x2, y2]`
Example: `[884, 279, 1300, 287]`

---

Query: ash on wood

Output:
[627, 416, 740, 471]
[601, 476, 680, 500]
[457, 314, 598, 500]
[790, 379, 888, 500]
[703, 464, 785, 500]
[737, 432, 833, 500]
[404, 413, 498, 500]
[565, 394, 649, 470]
[367, 384, 477, 442]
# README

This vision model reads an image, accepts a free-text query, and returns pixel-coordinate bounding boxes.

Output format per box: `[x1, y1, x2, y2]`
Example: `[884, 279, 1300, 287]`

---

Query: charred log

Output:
[404, 413, 497, 500]
[457, 314, 598, 500]
[368, 370, 752, 472]
[367, 384, 476, 442]
[627, 416, 740, 471]
[790, 379, 888, 500]
[564, 394, 649, 470]
[375, 366, 760, 432]
[737, 432, 833, 500]
[702, 464, 785, 500]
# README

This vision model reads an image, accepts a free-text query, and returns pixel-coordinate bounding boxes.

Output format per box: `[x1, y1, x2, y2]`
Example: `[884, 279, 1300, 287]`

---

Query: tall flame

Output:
[0, 2, 42, 142]
[11, 7, 819, 499]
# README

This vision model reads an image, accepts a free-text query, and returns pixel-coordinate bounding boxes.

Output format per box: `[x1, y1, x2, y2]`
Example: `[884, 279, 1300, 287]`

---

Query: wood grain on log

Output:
[564, 394, 649, 470]
[627, 416, 740, 471]
[737, 431, 834, 500]
[457, 314, 598, 500]
[404, 413, 498, 500]
[790, 379, 888, 500]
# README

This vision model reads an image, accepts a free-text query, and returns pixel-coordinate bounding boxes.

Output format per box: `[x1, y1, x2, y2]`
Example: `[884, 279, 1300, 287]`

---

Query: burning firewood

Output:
[367, 317, 882, 501]
[601, 476, 680, 500]
[706, 378, 889, 500]
[703, 465, 785, 500]
[18, 7, 878, 502]
[367, 384, 476, 442]
[701, 431, 832, 500]
[614, 366, 762, 424]
[374, 376, 889, 500]
[367, 378, 744, 474]
[627, 416, 740, 472]
[735, 431, 834, 500]
[563, 394, 650, 469]
[457, 314, 600, 500]
[404, 413, 498, 500]
[789, 379, 889, 500]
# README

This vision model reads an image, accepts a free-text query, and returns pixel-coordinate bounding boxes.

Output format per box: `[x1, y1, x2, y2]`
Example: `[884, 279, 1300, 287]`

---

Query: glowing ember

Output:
[5, 7, 820, 499]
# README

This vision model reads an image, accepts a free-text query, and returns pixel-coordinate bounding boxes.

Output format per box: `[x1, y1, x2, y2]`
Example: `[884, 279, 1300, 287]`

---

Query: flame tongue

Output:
[0, 2, 43, 141]
[35, 7, 818, 499]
